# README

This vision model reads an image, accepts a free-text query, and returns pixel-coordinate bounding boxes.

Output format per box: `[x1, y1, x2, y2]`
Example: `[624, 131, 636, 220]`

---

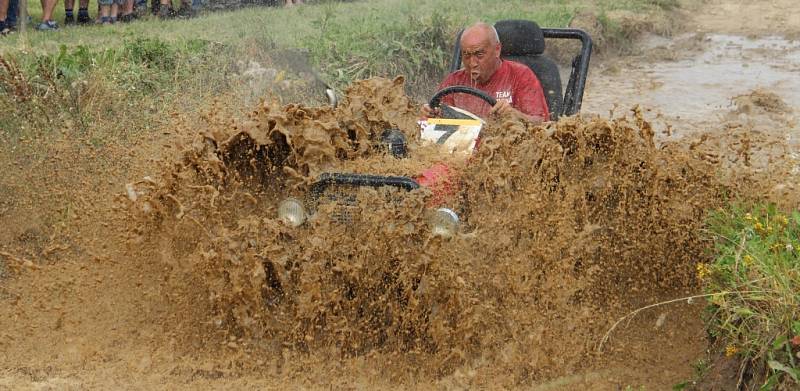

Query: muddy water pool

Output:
[586, 33, 799, 127]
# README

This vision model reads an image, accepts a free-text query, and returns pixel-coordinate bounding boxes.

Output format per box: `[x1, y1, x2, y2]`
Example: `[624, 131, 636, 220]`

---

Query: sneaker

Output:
[118, 13, 138, 23]
[175, 5, 194, 18]
[157, 5, 173, 18]
[134, 4, 149, 18]
[77, 13, 92, 24]
[36, 20, 59, 31]
[64, 14, 75, 25]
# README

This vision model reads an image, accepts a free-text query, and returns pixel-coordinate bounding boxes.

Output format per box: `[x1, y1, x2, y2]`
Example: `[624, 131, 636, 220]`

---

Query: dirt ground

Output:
[1, 0, 799, 390]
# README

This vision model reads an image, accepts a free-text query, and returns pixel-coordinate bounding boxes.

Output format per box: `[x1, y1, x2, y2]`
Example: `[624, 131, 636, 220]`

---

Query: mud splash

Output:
[114, 77, 730, 385]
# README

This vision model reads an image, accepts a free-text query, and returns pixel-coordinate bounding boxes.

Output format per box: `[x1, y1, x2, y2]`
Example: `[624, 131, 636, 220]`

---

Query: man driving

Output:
[422, 22, 549, 123]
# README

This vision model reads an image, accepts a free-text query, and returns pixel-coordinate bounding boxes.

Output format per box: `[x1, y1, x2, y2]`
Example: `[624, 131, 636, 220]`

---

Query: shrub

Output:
[704, 204, 800, 389]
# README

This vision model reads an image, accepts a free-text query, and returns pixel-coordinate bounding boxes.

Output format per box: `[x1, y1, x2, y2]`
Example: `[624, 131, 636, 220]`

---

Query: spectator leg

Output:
[158, 0, 170, 17]
[40, 0, 56, 21]
[121, 0, 132, 16]
[99, 2, 110, 23]
[0, 0, 8, 28]
[5, 0, 16, 27]
[0, 0, 10, 36]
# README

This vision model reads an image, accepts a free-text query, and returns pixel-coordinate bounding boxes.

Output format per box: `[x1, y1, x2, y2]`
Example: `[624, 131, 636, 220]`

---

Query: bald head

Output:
[460, 22, 500, 47]
[459, 22, 503, 84]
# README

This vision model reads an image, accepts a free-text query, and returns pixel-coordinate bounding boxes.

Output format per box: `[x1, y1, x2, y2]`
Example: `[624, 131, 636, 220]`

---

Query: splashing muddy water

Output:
[87, 76, 731, 387]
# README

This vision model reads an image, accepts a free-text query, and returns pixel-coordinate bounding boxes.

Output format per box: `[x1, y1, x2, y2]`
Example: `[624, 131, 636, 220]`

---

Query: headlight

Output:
[278, 198, 307, 227]
[429, 208, 459, 238]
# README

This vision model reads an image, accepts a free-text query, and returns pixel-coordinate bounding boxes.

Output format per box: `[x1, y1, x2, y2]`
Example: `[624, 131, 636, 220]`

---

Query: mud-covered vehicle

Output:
[274, 20, 592, 237]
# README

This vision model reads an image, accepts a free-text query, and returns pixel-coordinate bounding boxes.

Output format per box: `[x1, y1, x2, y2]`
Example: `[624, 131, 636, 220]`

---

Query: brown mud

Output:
[3, 0, 800, 389]
[0, 75, 753, 389]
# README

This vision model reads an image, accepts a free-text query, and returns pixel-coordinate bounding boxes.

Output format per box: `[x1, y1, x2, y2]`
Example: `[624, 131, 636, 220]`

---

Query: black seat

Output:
[494, 20, 563, 120]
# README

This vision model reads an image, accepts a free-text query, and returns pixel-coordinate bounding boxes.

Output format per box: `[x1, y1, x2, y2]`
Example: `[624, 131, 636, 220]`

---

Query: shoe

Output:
[36, 20, 59, 31]
[77, 13, 92, 24]
[175, 5, 194, 18]
[158, 5, 173, 18]
[64, 14, 75, 25]
[120, 13, 139, 23]
[134, 4, 149, 17]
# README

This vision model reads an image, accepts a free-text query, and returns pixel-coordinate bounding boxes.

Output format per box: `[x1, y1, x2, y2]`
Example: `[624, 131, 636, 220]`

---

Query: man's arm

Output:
[505, 66, 550, 122]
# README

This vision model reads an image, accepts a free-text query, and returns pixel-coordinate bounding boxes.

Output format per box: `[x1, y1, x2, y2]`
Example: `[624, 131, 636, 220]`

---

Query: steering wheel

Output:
[428, 85, 497, 110]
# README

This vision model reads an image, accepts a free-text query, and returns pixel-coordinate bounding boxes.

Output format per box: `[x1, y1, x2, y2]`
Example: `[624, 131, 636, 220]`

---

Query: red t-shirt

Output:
[438, 60, 549, 120]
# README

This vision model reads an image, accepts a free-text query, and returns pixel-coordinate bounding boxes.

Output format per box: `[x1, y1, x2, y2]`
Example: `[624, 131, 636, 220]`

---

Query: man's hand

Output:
[421, 104, 441, 118]
[490, 99, 513, 117]
[490, 99, 544, 124]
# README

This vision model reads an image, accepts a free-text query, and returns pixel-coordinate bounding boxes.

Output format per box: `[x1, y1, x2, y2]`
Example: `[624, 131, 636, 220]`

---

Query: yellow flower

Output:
[696, 263, 711, 280]
[744, 213, 753, 222]
[776, 214, 789, 227]
[725, 344, 738, 357]
[754, 222, 764, 232]
[743, 255, 754, 266]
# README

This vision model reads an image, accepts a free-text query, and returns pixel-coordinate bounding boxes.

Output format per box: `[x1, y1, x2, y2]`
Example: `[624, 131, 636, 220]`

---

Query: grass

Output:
[703, 203, 800, 390]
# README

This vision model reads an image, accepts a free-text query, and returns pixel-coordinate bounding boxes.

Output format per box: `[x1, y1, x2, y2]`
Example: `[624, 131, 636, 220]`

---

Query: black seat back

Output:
[494, 20, 563, 120]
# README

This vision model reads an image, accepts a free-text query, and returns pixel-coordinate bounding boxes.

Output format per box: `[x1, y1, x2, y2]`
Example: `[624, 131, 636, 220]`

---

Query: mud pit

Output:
[1, 76, 731, 389]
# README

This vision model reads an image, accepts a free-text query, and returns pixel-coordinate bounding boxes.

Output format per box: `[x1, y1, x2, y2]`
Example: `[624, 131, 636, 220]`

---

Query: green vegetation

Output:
[1, 36, 225, 146]
[703, 204, 800, 389]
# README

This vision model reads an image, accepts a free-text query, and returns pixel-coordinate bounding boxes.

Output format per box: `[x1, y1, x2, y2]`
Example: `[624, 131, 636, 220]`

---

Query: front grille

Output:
[318, 187, 358, 224]
[310, 173, 421, 226]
